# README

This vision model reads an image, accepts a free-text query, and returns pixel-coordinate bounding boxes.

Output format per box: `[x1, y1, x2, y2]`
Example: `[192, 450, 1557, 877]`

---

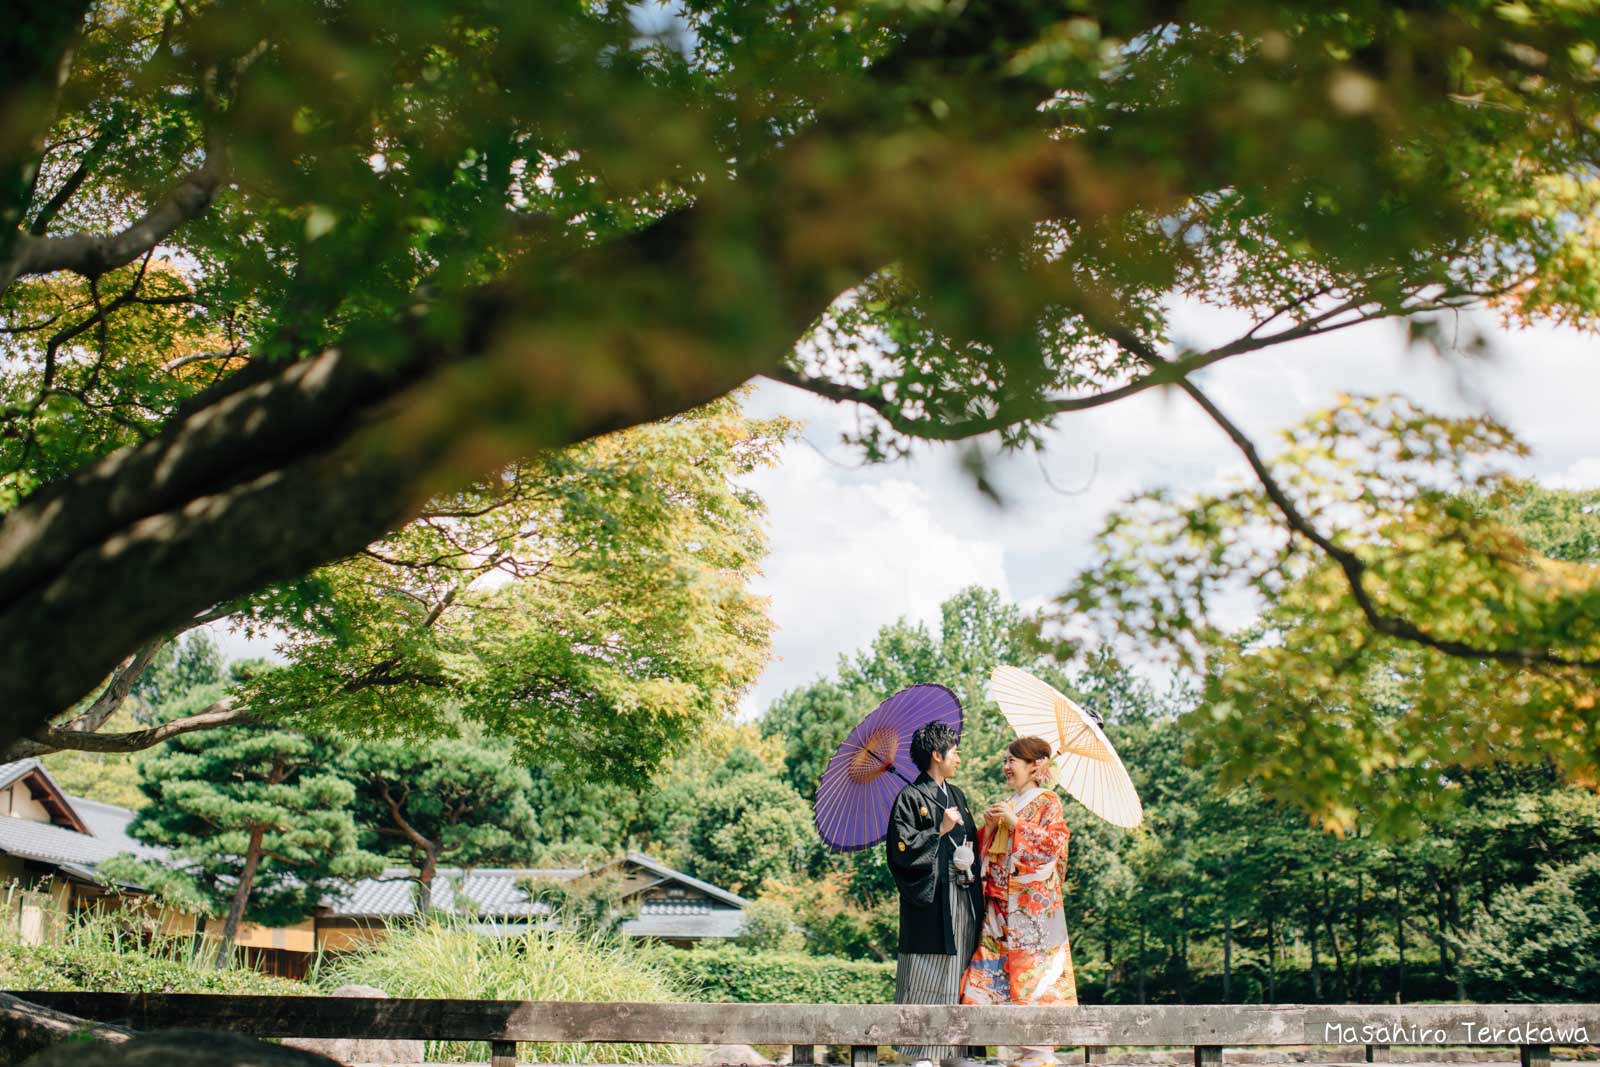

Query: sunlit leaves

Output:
[239, 396, 791, 781]
[1062, 396, 1600, 831]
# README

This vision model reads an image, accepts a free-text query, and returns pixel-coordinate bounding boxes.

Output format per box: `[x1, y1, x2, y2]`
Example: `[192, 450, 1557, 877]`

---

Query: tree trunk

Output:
[1436, 882, 1449, 981]
[215, 825, 265, 969]
[1179, 898, 1190, 997]
[1320, 870, 1347, 997]
[1354, 868, 1365, 1002]
[1308, 902, 1324, 1001]
[1223, 912, 1232, 1002]
[1451, 882, 1467, 1001]
[1137, 915, 1147, 1005]
[416, 848, 439, 916]
[1266, 908, 1277, 1003]
[1394, 870, 1406, 1003]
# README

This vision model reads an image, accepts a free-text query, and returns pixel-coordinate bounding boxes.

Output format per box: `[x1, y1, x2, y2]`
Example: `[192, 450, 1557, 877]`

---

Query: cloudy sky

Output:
[735, 304, 1600, 716]
[212, 302, 1597, 719]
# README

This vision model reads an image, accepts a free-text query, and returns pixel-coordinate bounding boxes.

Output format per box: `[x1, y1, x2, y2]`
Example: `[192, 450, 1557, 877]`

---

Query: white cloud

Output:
[740, 304, 1600, 716]
[1544, 456, 1600, 491]
[740, 439, 1010, 715]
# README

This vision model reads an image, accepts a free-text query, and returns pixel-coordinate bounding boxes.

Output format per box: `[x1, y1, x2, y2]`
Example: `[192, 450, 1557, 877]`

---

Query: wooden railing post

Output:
[1366, 1046, 1391, 1063]
[1195, 1045, 1223, 1067]
[851, 1045, 877, 1067]
[1521, 1046, 1551, 1067]
[793, 1045, 816, 1066]
[1085, 1046, 1108, 1065]
[491, 1039, 516, 1067]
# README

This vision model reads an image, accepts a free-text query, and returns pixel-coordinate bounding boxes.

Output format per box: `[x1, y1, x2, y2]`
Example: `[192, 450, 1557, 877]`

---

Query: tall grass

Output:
[0, 890, 298, 995]
[312, 917, 700, 1064]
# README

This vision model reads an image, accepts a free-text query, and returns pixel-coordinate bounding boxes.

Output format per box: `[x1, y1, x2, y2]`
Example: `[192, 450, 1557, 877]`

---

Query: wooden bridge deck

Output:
[11, 994, 1598, 1067]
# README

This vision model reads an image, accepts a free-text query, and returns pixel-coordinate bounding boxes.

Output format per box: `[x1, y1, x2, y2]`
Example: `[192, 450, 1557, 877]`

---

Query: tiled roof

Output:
[639, 899, 713, 915]
[0, 759, 42, 790]
[325, 861, 747, 940]
[68, 796, 161, 858]
[620, 905, 746, 940]
[0, 815, 130, 869]
[325, 867, 580, 918]
[619, 850, 750, 909]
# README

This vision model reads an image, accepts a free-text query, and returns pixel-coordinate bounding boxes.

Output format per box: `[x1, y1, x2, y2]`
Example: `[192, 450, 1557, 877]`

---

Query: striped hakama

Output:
[894, 875, 979, 1063]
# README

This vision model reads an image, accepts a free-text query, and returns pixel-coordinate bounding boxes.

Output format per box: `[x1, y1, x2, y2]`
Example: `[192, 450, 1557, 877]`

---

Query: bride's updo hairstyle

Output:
[1008, 736, 1053, 763]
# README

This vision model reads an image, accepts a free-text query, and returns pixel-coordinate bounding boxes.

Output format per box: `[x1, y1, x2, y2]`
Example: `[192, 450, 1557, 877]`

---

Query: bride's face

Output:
[1001, 752, 1034, 790]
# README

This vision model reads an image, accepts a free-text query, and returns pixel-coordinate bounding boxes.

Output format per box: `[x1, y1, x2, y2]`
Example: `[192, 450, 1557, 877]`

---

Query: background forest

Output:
[43, 475, 1600, 1006]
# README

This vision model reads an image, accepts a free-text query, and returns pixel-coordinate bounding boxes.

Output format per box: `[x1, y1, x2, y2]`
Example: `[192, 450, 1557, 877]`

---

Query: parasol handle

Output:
[864, 745, 915, 786]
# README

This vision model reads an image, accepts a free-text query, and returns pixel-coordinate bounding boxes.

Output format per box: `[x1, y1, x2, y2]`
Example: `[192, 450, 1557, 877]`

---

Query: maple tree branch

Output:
[767, 293, 1418, 442]
[5, 154, 224, 287]
[5, 698, 252, 758]
[52, 634, 168, 735]
[1095, 328, 1600, 671]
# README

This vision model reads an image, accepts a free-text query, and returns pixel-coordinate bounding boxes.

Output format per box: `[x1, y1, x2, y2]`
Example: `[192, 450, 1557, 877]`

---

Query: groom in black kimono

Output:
[886, 722, 984, 1067]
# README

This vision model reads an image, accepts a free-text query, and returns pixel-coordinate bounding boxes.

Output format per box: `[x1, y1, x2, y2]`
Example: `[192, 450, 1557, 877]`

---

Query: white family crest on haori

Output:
[987, 666, 1144, 828]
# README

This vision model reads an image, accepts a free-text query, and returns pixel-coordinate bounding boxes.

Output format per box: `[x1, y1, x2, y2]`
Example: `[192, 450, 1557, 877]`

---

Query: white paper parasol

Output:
[987, 665, 1144, 828]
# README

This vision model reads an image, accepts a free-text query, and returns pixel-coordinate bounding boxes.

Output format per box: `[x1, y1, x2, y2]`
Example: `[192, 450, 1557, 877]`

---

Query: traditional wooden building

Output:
[0, 760, 749, 977]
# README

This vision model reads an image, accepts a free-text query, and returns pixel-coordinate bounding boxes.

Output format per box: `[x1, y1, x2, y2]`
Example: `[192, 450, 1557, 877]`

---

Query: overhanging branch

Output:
[3, 155, 224, 290]
[5, 698, 251, 759]
[768, 291, 1429, 443]
[1103, 333, 1600, 671]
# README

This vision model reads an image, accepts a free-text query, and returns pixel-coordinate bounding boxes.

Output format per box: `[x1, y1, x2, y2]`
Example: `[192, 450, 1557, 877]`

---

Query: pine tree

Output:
[342, 738, 536, 915]
[105, 727, 381, 966]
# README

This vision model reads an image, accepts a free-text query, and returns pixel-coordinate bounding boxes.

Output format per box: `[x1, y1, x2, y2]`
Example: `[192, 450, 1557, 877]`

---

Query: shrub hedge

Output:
[659, 945, 895, 1003]
[0, 935, 299, 995]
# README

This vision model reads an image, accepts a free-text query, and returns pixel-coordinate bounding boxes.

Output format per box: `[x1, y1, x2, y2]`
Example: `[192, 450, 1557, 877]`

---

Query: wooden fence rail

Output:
[11, 995, 1600, 1067]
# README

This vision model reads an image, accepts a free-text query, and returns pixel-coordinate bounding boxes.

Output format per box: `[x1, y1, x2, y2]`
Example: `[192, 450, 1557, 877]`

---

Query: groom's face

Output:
[931, 742, 961, 779]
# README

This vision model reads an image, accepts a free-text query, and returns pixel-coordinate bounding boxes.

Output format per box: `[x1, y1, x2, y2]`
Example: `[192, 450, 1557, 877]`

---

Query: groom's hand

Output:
[940, 806, 961, 835]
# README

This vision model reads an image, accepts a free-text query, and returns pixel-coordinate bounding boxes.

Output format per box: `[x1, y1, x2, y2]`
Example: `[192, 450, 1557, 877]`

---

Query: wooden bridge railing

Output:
[12, 994, 1600, 1067]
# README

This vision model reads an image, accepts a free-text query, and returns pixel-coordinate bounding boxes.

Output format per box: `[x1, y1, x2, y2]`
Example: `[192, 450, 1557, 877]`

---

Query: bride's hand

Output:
[985, 801, 1017, 829]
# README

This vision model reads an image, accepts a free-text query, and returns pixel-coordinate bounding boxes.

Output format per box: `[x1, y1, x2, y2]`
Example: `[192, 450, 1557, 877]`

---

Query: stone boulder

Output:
[0, 991, 132, 1065]
[706, 1044, 775, 1065]
[281, 984, 425, 1067]
[20, 1029, 341, 1067]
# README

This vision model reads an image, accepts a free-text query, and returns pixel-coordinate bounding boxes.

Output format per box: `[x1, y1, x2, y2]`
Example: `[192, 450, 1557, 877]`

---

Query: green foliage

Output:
[239, 397, 789, 783]
[684, 769, 818, 896]
[1459, 854, 1600, 1001]
[657, 945, 894, 1005]
[1063, 398, 1600, 831]
[342, 736, 535, 912]
[522, 869, 640, 937]
[764, 876, 898, 962]
[0, 908, 299, 995]
[733, 898, 805, 953]
[9, 0, 1600, 758]
[314, 919, 694, 1063]
[133, 632, 226, 710]
[105, 723, 381, 927]
[627, 723, 798, 869]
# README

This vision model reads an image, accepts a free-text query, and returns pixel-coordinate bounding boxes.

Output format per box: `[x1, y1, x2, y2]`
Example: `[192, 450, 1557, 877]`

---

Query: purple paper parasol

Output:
[813, 684, 963, 852]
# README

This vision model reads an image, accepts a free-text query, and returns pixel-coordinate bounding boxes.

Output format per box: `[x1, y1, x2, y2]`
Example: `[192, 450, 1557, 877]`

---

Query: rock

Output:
[19, 1030, 340, 1067]
[0, 991, 132, 1065]
[281, 985, 425, 1067]
[706, 1044, 776, 1065]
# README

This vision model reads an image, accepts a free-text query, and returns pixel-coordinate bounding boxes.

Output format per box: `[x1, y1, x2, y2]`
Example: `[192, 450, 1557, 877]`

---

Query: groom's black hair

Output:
[910, 722, 959, 773]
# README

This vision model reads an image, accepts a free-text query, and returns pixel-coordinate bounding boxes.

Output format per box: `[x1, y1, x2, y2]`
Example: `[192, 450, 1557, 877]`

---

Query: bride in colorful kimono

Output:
[960, 735, 1077, 1067]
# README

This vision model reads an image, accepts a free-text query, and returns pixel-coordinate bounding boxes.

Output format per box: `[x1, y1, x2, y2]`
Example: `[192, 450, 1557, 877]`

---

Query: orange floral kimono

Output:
[960, 788, 1078, 1011]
